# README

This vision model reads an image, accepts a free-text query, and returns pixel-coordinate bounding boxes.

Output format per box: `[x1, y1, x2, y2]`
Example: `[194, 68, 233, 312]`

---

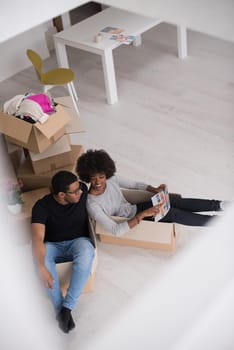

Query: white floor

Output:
[0, 23, 234, 348]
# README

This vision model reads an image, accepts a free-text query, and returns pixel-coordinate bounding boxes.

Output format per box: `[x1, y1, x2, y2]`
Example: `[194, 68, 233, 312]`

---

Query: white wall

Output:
[0, 24, 49, 82]
[0, 0, 86, 82]
[0, 0, 233, 82]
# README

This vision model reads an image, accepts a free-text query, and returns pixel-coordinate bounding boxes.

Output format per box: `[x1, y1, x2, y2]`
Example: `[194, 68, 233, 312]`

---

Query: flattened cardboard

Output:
[0, 105, 71, 153]
[17, 145, 84, 191]
[55, 96, 85, 133]
[29, 135, 72, 174]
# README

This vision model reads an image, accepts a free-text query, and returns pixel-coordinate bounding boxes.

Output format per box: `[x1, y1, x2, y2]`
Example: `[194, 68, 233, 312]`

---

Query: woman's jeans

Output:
[44, 237, 95, 314]
[136, 196, 221, 226]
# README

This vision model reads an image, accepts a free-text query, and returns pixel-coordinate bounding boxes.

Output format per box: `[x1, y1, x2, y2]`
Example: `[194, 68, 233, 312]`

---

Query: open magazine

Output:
[110, 34, 136, 45]
[151, 186, 170, 222]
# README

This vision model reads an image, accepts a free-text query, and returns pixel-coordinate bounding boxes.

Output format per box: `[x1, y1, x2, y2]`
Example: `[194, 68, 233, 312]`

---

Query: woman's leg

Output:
[136, 199, 217, 226]
[160, 207, 214, 226]
[169, 196, 221, 212]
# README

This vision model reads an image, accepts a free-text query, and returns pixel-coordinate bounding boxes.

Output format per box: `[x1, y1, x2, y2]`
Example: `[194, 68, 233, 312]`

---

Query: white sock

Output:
[220, 201, 232, 211]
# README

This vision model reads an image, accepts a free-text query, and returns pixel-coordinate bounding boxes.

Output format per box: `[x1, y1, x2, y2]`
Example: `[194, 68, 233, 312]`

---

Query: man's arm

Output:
[31, 223, 53, 289]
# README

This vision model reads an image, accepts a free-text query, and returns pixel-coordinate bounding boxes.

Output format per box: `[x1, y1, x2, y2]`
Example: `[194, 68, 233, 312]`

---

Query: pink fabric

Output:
[27, 94, 55, 113]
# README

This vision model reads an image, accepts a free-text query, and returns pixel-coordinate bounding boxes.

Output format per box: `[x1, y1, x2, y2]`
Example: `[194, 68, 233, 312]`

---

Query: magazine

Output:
[101, 26, 124, 34]
[151, 186, 170, 222]
[110, 34, 136, 45]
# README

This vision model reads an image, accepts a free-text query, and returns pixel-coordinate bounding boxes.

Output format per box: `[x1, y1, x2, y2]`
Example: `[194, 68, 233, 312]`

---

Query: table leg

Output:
[54, 40, 80, 116]
[177, 25, 187, 59]
[54, 40, 70, 68]
[133, 34, 142, 47]
[101, 49, 118, 104]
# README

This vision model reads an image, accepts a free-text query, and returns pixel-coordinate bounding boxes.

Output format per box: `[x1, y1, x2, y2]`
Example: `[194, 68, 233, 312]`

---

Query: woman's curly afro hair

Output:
[76, 149, 116, 183]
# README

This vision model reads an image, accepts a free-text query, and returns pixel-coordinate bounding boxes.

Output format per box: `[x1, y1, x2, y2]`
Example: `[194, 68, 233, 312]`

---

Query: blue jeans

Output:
[44, 237, 95, 314]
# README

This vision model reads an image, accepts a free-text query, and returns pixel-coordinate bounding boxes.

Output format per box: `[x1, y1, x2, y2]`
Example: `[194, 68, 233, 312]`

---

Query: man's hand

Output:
[38, 266, 54, 289]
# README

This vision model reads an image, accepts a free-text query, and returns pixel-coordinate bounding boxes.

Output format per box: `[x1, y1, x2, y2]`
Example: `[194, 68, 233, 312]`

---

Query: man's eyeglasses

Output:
[66, 187, 82, 195]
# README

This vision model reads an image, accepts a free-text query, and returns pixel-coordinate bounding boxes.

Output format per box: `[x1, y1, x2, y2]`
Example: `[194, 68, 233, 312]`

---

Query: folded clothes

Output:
[16, 99, 49, 124]
[3, 94, 25, 115]
[26, 93, 55, 113]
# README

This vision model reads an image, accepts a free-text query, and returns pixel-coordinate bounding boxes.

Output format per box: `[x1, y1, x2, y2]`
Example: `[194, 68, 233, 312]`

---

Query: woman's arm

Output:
[88, 201, 162, 236]
[116, 175, 166, 193]
[116, 175, 148, 190]
[146, 183, 166, 193]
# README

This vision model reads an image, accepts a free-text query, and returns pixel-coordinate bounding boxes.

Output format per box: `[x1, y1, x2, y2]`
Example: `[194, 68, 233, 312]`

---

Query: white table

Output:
[54, 7, 187, 105]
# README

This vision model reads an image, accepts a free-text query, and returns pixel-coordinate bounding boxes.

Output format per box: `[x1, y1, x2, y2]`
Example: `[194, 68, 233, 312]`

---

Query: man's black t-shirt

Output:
[31, 182, 89, 242]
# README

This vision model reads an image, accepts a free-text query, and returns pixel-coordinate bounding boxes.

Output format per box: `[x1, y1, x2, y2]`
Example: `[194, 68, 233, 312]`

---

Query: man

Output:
[31, 170, 95, 333]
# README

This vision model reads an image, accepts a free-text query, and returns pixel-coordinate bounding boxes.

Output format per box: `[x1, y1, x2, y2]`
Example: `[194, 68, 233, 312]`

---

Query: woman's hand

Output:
[143, 204, 162, 218]
[146, 184, 166, 193]
[136, 203, 163, 222]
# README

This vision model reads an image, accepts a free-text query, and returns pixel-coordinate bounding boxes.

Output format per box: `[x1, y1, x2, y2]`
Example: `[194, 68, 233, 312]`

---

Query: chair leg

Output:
[68, 82, 78, 101]
[44, 83, 79, 116]
[67, 82, 80, 116]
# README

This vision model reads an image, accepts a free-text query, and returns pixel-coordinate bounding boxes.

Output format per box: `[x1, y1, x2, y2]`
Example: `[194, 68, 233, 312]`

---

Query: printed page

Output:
[101, 26, 124, 34]
[151, 186, 170, 222]
[110, 34, 136, 45]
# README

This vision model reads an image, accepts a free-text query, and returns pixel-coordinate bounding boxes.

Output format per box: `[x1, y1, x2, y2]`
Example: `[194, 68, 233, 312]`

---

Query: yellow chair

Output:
[26, 49, 79, 114]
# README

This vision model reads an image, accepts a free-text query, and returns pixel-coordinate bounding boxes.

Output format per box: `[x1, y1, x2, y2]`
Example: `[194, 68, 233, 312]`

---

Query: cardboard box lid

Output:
[35, 105, 70, 138]
[29, 135, 71, 161]
[0, 112, 32, 143]
[18, 144, 83, 178]
[54, 96, 85, 133]
[0, 104, 70, 142]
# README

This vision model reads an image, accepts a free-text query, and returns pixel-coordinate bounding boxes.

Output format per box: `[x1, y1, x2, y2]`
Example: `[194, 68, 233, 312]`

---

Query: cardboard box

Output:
[0, 105, 71, 153]
[19, 187, 97, 293]
[4, 138, 25, 173]
[0, 134, 20, 184]
[97, 220, 176, 251]
[29, 135, 72, 175]
[55, 96, 86, 134]
[96, 189, 177, 251]
[17, 144, 84, 191]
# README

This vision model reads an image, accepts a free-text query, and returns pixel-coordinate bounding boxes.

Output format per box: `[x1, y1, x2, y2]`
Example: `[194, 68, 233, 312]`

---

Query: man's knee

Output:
[74, 238, 95, 261]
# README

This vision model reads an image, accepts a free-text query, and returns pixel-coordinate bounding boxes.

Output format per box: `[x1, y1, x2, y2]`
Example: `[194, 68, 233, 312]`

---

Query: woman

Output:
[76, 149, 225, 236]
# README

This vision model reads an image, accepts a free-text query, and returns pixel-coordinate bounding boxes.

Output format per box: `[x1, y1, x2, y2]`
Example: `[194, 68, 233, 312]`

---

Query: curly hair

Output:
[76, 149, 116, 183]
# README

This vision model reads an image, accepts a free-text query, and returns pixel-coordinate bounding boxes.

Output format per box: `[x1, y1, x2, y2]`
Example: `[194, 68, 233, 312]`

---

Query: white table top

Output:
[54, 7, 162, 53]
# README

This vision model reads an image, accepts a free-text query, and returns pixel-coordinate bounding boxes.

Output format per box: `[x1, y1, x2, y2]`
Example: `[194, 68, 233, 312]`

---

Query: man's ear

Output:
[57, 191, 66, 199]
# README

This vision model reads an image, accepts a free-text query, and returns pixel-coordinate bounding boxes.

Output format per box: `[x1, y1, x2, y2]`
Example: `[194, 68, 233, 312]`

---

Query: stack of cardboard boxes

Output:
[0, 97, 84, 191]
[0, 96, 97, 293]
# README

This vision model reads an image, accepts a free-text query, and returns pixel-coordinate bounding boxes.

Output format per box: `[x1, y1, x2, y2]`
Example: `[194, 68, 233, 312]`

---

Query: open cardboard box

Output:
[4, 138, 25, 173]
[28, 135, 73, 175]
[96, 189, 177, 252]
[17, 144, 83, 191]
[0, 105, 70, 153]
[20, 187, 97, 293]
[55, 96, 86, 134]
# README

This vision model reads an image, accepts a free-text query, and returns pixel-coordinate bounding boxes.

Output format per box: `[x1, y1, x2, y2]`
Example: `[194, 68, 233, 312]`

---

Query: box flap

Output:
[54, 96, 85, 133]
[29, 135, 71, 161]
[0, 111, 32, 143]
[34, 105, 71, 138]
